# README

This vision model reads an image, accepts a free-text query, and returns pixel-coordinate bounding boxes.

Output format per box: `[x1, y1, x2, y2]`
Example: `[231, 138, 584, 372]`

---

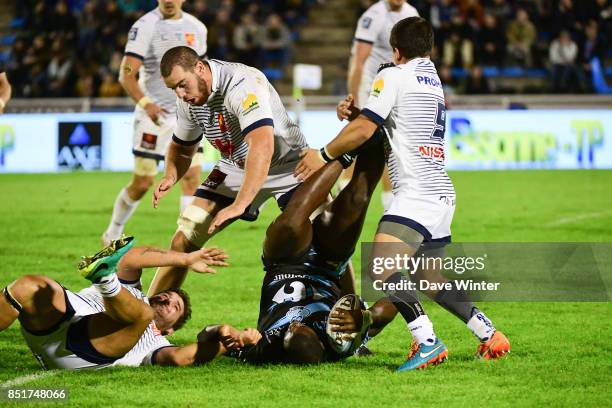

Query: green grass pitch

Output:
[0, 170, 611, 407]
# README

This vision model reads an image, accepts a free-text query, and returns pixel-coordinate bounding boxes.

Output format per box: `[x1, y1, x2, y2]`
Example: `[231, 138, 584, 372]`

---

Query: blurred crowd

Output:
[3, 0, 611, 97]
[358, 0, 611, 93]
[6, 0, 308, 98]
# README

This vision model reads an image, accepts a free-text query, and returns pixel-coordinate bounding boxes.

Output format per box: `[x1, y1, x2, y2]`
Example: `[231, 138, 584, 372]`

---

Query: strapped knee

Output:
[176, 205, 213, 248]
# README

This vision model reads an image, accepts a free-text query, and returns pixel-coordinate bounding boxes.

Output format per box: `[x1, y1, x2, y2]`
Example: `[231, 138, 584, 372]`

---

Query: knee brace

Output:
[176, 205, 214, 248]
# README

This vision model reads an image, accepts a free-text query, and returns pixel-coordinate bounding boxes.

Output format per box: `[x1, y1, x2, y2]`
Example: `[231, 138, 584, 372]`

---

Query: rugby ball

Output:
[325, 294, 364, 354]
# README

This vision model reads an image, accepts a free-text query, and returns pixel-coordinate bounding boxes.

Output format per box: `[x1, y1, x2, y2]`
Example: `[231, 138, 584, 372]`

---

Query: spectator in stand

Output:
[47, 39, 75, 97]
[431, 0, 459, 48]
[554, 0, 583, 35]
[438, 64, 458, 101]
[577, 20, 608, 92]
[77, 1, 103, 61]
[458, 0, 485, 28]
[46, 0, 78, 42]
[260, 13, 292, 69]
[484, 0, 512, 32]
[477, 13, 505, 66]
[75, 74, 95, 97]
[506, 8, 536, 67]
[233, 13, 261, 65]
[464, 65, 491, 94]
[207, 8, 236, 60]
[189, 0, 216, 26]
[443, 15, 474, 68]
[99, 71, 124, 97]
[549, 30, 579, 93]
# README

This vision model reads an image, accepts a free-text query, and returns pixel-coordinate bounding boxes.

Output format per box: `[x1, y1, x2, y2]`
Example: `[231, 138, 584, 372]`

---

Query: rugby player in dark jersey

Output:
[205, 133, 398, 364]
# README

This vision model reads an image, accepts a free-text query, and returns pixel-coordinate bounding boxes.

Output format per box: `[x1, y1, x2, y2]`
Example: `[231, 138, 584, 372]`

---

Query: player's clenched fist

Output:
[152, 176, 176, 208]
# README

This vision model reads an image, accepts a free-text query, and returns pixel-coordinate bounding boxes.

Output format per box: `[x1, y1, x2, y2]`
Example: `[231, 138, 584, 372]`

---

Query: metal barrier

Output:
[4, 94, 612, 113]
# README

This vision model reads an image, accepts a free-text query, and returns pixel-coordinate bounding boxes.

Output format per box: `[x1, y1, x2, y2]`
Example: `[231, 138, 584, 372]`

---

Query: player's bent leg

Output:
[313, 134, 385, 260]
[263, 161, 344, 263]
[412, 245, 509, 358]
[1, 275, 66, 332]
[86, 288, 155, 358]
[126, 174, 155, 201]
[147, 197, 224, 296]
[179, 153, 204, 212]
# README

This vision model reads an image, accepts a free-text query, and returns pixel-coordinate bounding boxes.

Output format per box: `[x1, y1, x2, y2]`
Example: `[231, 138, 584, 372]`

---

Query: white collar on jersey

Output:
[205, 60, 220, 102]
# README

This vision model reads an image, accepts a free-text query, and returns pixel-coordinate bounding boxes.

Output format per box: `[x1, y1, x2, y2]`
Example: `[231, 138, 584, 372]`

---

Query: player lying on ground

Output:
[297, 17, 510, 371]
[0, 236, 259, 369]
[202, 133, 394, 364]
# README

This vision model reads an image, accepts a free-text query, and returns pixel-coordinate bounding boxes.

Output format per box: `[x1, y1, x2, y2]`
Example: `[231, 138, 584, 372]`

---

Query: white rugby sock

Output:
[381, 191, 393, 211]
[93, 273, 121, 298]
[408, 315, 437, 346]
[106, 188, 140, 239]
[467, 312, 496, 342]
[180, 195, 193, 213]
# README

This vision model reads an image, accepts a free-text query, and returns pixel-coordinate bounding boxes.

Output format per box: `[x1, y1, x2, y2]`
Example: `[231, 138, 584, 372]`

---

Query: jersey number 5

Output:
[431, 101, 446, 139]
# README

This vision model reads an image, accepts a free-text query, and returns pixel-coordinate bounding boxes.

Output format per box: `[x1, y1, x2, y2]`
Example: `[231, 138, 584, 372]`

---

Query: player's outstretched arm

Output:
[118, 246, 229, 280]
[295, 116, 378, 180]
[153, 324, 261, 366]
[208, 125, 274, 234]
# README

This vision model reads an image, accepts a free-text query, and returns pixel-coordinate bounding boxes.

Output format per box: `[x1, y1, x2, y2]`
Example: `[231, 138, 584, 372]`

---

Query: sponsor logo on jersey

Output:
[217, 113, 228, 133]
[418, 145, 445, 160]
[203, 167, 227, 189]
[241, 93, 260, 114]
[140, 132, 158, 150]
[185, 33, 195, 46]
[286, 306, 311, 323]
[416, 75, 442, 88]
[371, 78, 384, 97]
[361, 16, 372, 28]
[128, 27, 138, 41]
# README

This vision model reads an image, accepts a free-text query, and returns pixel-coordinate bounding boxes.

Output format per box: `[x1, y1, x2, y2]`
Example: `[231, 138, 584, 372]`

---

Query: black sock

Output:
[383, 272, 425, 324]
[434, 281, 480, 323]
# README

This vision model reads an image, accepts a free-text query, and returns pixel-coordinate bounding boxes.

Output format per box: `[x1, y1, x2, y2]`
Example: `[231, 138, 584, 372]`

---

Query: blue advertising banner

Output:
[0, 110, 610, 173]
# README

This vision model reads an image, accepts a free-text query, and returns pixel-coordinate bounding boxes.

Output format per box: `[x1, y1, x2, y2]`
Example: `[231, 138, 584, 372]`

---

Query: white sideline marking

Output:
[0, 371, 57, 388]
[546, 211, 612, 227]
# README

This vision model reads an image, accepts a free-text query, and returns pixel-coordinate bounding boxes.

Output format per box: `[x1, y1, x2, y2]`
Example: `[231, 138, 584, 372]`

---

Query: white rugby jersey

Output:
[352, 1, 419, 106]
[75, 286, 171, 367]
[362, 58, 455, 197]
[125, 8, 207, 113]
[173, 59, 307, 170]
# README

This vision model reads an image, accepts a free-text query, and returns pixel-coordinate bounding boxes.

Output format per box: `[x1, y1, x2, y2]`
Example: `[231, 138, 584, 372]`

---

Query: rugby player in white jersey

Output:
[337, 0, 419, 210]
[0, 236, 262, 369]
[101, 0, 208, 245]
[298, 17, 510, 371]
[145, 46, 353, 297]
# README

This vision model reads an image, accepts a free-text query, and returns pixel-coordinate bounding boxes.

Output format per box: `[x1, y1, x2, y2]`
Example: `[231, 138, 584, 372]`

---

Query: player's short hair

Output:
[166, 287, 192, 331]
[160, 46, 199, 77]
[390, 17, 434, 60]
[283, 324, 325, 364]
